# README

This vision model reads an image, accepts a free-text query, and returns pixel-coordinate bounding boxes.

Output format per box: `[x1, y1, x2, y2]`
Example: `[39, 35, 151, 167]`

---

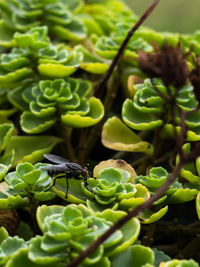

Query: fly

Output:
[42, 154, 91, 197]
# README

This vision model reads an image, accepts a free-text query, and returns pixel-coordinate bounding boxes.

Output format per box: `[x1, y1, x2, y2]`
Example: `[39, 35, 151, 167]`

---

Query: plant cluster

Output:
[0, 0, 200, 266]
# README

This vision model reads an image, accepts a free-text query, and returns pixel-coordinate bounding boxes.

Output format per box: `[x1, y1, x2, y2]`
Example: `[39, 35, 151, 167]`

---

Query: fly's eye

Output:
[83, 168, 88, 176]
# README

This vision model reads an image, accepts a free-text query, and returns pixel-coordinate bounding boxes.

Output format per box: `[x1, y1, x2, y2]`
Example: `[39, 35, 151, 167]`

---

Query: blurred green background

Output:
[124, 0, 200, 33]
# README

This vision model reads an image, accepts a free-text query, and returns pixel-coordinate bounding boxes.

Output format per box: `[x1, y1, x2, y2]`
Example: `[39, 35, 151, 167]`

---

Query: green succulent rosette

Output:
[83, 167, 150, 210]
[122, 78, 200, 141]
[136, 166, 199, 205]
[14, 77, 104, 133]
[2, 162, 56, 203]
[21, 204, 140, 265]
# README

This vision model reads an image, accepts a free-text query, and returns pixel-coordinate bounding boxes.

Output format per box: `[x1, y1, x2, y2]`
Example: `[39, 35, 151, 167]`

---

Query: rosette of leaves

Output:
[122, 78, 200, 141]
[136, 167, 199, 205]
[18, 78, 104, 133]
[1, 162, 56, 207]
[0, 0, 87, 45]
[83, 167, 150, 210]
[1, 204, 140, 266]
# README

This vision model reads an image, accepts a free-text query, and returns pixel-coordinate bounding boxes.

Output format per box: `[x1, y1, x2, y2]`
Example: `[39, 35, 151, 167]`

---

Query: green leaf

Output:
[52, 178, 86, 204]
[0, 164, 8, 181]
[166, 188, 198, 204]
[0, 20, 15, 47]
[102, 117, 153, 155]
[28, 236, 65, 264]
[61, 97, 104, 127]
[196, 192, 200, 220]
[105, 217, 141, 256]
[153, 248, 171, 267]
[5, 135, 61, 166]
[38, 63, 78, 78]
[122, 99, 163, 131]
[52, 19, 86, 41]
[36, 205, 64, 232]
[20, 112, 56, 133]
[16, 162, 34, 179]
[111, 245, 154, 267]
[34, 191, 56, 201]
[6, 248, 65, 267]
[0, 227, 9, 245]
[0, 193, 29, 209]
[0, 68, 32, 84]
[75, 45, 108, 74]
[138, 206, 168, 224]
[0, 236, 26, 265]
[0, 123, 14, 153]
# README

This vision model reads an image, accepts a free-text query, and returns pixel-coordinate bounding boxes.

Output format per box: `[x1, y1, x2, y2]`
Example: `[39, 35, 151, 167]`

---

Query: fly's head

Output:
[82, 167, 89, 177]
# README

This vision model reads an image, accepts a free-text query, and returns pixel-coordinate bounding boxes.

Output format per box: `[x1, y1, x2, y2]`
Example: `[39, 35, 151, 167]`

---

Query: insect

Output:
[42, 154, 91, 197]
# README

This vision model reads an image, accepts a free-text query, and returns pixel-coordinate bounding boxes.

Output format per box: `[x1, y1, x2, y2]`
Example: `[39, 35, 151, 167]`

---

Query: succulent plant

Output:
[14, 77, 104, 133]
[122, 78, 200, 141]
[136, 166, 199, 205]
[2, 162, 56, 204]
[0, 204, 141, 266]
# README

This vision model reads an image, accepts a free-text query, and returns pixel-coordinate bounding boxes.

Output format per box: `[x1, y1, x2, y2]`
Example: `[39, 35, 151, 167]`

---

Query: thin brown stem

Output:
[95, 0, 160, 96]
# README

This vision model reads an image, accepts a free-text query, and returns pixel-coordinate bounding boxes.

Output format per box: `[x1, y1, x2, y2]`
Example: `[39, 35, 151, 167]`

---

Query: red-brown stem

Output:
[95, 0, 160, 96]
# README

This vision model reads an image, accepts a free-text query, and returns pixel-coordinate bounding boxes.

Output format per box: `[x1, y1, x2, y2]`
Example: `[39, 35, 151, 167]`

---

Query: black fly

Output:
[42, 154, 91, 197]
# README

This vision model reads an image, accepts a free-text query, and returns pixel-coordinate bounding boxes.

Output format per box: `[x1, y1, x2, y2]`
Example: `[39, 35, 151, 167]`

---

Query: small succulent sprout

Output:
[4, 162, 56, 201]
[33, 204, 140, 265]
[19, 78, 104, 133]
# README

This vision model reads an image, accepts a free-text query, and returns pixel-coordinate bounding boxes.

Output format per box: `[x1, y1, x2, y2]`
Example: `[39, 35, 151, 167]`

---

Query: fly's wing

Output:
[41, 164, 70, 173]
[43, 154, 70, 164]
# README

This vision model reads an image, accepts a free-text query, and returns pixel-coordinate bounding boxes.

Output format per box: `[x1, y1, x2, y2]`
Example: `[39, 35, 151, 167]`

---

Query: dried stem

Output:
[95, 0, 160, 96]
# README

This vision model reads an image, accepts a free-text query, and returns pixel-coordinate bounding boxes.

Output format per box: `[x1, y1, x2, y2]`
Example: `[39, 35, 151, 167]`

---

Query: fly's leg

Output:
[83, 176, 93, 193]
[65, 176, 69, 198]
[45, 174, 66, 191]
